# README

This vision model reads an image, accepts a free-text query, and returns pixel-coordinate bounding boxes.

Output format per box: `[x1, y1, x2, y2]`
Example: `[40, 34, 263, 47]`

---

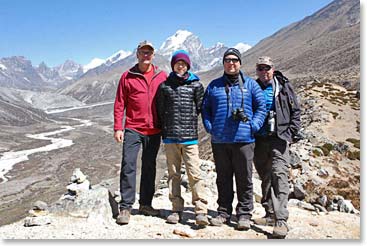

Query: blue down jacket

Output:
[202, 72, 266, 143]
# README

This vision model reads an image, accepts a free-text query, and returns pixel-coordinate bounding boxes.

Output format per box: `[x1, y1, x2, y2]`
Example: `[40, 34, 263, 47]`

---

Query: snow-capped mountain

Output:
[0, 29, 252, 92]
[55, 60, 83, 80]
[0, 56, 45, 89]
[158, 30, 198, 56]
[83, 50, 132, 73]
[104, 50, 132, 66]
[0, 57, 83, 90]
[233, 42, 252, 53]
[83, 58, 105, 73]
[157, 30, 251, 72]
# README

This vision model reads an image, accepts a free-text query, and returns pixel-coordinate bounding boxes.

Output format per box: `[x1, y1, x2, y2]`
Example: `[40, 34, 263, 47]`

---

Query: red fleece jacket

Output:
[114, 64, 167, 135]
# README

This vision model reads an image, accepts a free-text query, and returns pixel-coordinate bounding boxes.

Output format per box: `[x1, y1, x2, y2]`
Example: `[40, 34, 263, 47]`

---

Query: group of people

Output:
[113, 40, 301, 238]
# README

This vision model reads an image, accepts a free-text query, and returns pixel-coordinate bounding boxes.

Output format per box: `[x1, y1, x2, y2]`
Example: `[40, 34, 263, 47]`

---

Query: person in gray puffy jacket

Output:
[202, 48, 266, 230]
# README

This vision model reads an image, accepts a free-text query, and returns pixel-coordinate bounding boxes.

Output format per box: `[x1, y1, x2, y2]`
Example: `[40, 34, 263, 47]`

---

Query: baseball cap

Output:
[137, 40, 154, 50]
[256, 56, 274, 67]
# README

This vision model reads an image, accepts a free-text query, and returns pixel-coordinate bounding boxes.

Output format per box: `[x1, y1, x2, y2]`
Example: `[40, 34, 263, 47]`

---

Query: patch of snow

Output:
[233, 43, 252, 53]
[159, 30, 193, 56]
[83, 58, 105, 73]
[105, 50, 132, 65]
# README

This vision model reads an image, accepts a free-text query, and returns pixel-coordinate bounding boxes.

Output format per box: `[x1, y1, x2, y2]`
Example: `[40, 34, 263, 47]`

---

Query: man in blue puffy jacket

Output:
[202, 48, 266, 230]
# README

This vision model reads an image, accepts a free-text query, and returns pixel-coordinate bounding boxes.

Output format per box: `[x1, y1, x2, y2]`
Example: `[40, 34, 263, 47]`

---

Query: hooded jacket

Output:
[202, 71, 266, 143]
[114, 64, 167, 135]
[256, 70, 301, 143]
[156, 72, 204, 141]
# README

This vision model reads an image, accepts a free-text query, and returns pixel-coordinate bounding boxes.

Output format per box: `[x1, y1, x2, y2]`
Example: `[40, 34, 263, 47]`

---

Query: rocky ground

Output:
[0, 162, 360, 240]
[0, 79, 361, 239]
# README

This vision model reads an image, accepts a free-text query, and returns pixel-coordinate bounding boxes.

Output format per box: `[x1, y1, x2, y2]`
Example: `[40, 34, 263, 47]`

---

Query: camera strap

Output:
[224, 73, 245, 111]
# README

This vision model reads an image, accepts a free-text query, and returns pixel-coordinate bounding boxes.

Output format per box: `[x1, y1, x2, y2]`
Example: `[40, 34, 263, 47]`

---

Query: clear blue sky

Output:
[0, 0, 335, 67]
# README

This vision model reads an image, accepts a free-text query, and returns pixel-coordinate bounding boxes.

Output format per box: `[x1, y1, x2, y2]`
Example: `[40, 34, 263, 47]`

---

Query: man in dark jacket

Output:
[156, 50, 208, 226]
[252, 56, 301, 238]
[114, 40, 167, 225]
[202, 48, 266, 230]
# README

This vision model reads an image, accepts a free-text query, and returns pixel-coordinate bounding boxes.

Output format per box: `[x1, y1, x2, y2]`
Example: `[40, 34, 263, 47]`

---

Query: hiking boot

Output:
[116, 209, 130, 225]
[138, 205, 160, 216]
[237, 215, 251, 230]
[273, 220, 289, 238]
[210, 214, 229, 226]
[253, 215, 275, 226]
[166, 212, 182, 224]
[195, 213, 209, 226]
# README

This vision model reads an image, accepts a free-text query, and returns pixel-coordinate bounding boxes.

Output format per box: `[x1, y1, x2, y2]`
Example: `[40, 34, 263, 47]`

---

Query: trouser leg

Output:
[119, 129, 141, 209]
[211, 143, 233, 219]
[270, 137, 290, 221]
[165, 143, 184, 211]
[139, 133, 161, 206]
[182, 144, 208, 214]
[233, 143, 255, 219]
[254, 138, 274, 215]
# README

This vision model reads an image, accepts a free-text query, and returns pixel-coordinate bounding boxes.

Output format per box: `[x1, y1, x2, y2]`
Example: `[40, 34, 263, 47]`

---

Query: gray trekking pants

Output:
[253, 136, 290, 221]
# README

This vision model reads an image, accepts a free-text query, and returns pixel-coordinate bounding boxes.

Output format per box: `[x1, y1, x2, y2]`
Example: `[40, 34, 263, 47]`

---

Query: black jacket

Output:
[256, 71, 301, 143]
[156, 72, 204, 141]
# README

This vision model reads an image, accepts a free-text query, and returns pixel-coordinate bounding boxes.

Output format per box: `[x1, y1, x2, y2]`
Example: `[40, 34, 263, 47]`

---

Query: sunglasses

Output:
[138, 50, 153, 56]
[256, 66, 272, 71]
[224, 58, 240, 64]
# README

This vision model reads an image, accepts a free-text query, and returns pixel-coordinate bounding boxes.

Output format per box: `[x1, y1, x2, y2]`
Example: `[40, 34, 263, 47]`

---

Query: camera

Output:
[232, 108, 248, 122]
[267, 111, 276, 135]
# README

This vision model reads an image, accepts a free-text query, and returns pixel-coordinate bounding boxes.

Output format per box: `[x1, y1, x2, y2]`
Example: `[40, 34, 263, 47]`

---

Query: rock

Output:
[297, 201, 316, 211]
[313, 204, 328, 213]
[173, 228, 196, 238]
[181, 175, 189, 189]
[67, 180, 90, 193]
[293, 183, 307, 200]
[317, 168, 329, 177]
[338, 199, 359, 214]
[32, 201, 48, 211]
[70, 168, 87, 184]
[289, 150, 302, 168]
[24, 216, 52, 227]
[28, 209, 49, 217]
[50, 186, 115, 225]
[317, 195, 328, 207]
[333, 142, 349, 154]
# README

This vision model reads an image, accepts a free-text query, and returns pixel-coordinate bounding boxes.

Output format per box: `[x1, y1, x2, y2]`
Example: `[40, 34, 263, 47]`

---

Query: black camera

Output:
[232, 108, 248, 122]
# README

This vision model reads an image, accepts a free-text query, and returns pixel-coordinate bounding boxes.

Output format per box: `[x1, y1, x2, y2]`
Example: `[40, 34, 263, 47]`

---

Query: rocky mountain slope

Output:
[240, 0, 359, 89]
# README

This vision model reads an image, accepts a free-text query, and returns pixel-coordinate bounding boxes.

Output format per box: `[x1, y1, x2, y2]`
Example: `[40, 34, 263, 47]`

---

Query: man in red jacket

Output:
[114, 40, 167, 225]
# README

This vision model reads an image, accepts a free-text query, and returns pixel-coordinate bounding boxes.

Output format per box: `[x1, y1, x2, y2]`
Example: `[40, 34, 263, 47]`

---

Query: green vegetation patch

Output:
[346, 150, 360, 160]
[346, 138, 360, 149]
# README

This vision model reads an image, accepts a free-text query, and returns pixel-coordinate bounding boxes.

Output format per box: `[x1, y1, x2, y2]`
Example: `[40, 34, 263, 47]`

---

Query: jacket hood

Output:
[169, 71, 199, 84]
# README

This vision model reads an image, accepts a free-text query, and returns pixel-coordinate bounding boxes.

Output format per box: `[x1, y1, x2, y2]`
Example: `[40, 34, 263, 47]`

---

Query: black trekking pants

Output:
[119, 128, 161, 209]
[211, 142, 255, 219]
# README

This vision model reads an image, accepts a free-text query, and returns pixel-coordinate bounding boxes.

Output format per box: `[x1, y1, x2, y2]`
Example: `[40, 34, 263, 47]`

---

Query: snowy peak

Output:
[158, 30, 197, 56]
[83, 50, 132, 73]
[56, 60, 83, 80]
[83, 58, 105, 73]
[233, 42, 252, 53]
[105, 50, 132, 66]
